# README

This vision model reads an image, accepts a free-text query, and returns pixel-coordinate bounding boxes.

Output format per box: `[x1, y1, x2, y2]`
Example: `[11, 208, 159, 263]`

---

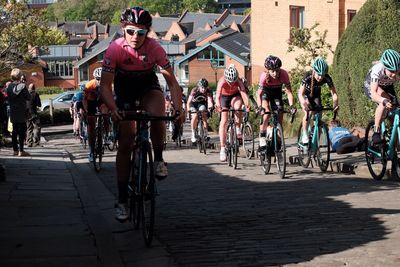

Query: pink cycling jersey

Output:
[102, 37, 170, 73]
[217, 77, 245, 96]
[258, 69, 291, 89]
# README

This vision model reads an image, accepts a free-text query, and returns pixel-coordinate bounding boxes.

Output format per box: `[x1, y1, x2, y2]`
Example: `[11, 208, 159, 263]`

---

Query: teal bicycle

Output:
[365, 106, 400, 180]
[297, 107, 334, 172]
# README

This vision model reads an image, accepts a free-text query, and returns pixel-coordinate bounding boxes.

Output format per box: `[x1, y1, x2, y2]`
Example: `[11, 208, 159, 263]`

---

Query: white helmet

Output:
[93, 67, 102, 80]
[224, 64, 238, 83]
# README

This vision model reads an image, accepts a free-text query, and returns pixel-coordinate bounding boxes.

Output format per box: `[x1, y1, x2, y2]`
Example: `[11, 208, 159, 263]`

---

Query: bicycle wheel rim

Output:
[297, 124, 311, 168]
[259, 148, 271, 174]
[226, 125, 233, 166]
[128, 183, 140, 229]
[140, 142, 155, 247]
[243, 122, 254, 159]
[317, 124, 330, 172]
[93, 125, 102, 172]
[365, 121, 387, 180]
[198, 124, 203, 153]
[275, 124, 286, 178]
[233, 128, 238, 169]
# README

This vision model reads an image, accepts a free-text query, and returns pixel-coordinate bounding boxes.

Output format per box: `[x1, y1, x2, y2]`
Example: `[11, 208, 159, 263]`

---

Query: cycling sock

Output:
[153, 146, 163, 161]
[118, 181, 128, 203]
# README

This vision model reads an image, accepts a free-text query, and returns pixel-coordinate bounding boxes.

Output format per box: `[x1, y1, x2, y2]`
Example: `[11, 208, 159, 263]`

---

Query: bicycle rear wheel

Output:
[93, 124, 103, 173]
[243, 122, 254, 159]
[365, 121, 387, 180]
[259, 147, 271, 174]
[297, 124, 311, 168]
[316, 123, 330, 172]
[139, 142, 155, 247]
[274, 124, 286, 179]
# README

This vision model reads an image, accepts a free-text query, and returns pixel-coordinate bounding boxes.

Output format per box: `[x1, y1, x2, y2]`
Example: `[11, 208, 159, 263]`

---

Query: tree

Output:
[287, 23, 334, 77]
[182, 0, 218, 13]
[332, 0, 400, 126]
[0, 1, 68, 73]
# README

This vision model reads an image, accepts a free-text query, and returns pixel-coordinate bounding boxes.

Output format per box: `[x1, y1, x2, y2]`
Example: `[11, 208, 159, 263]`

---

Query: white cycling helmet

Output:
[224, 64, 238, 83]
[93, 67, 102, 80]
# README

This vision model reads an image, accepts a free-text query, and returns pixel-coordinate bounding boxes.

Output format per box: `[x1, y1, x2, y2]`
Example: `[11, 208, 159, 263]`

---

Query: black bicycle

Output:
[93, 113, 109, 172]
[241, 111, 254, 159]
[223, 108, 244, 169]
[120, 110, 178, 247]
[190, 110, 209, 154]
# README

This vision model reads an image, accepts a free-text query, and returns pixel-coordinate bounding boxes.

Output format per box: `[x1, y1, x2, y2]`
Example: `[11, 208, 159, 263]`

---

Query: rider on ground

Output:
[99, 6, 183, 222]
[257, 55, 296, 147]
[215, 64, 250, 162]
[363, 49, 400, 144]
[298, 57, 339, 144]
[83, 67, 110, 162]
[187, 78, 213, 143]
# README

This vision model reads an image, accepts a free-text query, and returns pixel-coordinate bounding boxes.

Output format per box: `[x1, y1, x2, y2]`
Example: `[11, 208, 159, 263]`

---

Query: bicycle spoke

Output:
[275, 124, 286, 178]
[317, 124, 330, 172]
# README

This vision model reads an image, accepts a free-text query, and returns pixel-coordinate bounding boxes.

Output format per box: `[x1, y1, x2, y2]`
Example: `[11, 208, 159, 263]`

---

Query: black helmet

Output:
[121, 6, 152, 28]
[197, 78, 208, 88]
[264, 55, 282, 70]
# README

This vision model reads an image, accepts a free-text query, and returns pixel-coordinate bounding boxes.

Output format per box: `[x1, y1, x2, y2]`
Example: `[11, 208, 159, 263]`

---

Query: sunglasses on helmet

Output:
[125, 28, 148, 36]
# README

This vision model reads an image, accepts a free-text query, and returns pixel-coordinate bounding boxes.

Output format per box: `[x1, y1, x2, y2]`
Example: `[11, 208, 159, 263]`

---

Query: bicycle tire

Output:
[93, 119, 103, 173]
[391, 128, 400, 180]
[274, 124, 286, 179]
[316, 123, 330, 172]
[226, 125, 233, 166]
[140, 141, 155, 247]
[197, 121, 203, 154]
[259, 147, 271, 174]
[297, 124, 311, 168]
[232, 126, 238, 169]
[365, 121, 387, 180]
[128, 180, 140, 229]
[243, 122, 254, 159]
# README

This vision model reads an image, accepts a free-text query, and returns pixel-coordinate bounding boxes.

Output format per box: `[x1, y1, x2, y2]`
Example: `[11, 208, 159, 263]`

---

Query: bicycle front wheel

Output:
[139, 142, 155, 247]
[243, 122, 254, 159]
[229, 125, 238, 169]
[259, 147, 271, 174]
[316, 123, 330, 172]
[93, 125, 103, 173]
[274, 124, 286, 179]
[297, 124, 311, 168]
[365, 121, 387, 180]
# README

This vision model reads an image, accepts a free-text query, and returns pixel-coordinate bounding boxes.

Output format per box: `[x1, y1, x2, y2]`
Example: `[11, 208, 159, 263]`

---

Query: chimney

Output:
[105, 23, 110, 38]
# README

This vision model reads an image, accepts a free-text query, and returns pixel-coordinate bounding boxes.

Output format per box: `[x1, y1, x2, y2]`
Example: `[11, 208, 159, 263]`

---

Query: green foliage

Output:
[0, 2, 67, 72]
[332, 0, 400, 127]
[287, 23, 334, 77]
[37, 87, 63, 95]
[39, 109, 73, 125]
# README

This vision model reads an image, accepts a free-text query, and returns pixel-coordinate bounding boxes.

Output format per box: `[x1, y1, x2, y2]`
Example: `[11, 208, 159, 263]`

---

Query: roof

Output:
[176, 31, 250, 66]
[152, 17, 179, 33]
[39, 44, 82, 61]
[179, 12, 244, 32]
[74, 33, 120, 67]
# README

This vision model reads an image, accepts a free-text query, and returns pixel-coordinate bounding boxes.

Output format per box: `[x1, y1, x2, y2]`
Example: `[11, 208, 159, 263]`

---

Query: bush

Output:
[39, 109, 73, 125]
[332, 0, 400, 127]
[37, 87, 63, 95]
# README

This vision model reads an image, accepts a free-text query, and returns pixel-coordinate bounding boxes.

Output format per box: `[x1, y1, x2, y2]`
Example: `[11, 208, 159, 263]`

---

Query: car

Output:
[40, 91, 77, 112]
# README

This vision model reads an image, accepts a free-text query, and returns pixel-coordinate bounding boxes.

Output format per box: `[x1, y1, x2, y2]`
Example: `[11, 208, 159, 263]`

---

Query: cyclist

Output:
[187, 78, 213, 143]
[364, 49, 400, 144]
[73, 85, 85, 138]
[257, 55, 296, 147]
[83, 67, 110, 162]
[100, 6, 183, 222]
[298, 57, 339, 144]
[215, 64, 250, 162]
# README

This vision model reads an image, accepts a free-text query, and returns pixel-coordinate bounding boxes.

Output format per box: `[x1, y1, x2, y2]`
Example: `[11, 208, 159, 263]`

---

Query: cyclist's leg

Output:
[190, 106, 198, 143]
[198, 104, 208, 137]
[142, 89, 168, 179]
[116, 120, 135, 221]
[231, 94, 243, 138]
[260, 98, 272, 147]
[219, 96, 231, 161]
[374, 87, 392, 143]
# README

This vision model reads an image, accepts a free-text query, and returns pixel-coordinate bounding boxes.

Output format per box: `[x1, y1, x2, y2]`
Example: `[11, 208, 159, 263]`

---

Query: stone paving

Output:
[1, 124, 400, 266]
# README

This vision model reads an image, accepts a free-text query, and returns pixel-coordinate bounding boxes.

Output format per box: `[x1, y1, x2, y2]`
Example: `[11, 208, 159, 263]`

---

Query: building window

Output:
[47, 60, 74, 78]
[290, 6, 304, 29]
[79, 63, 89, 83]
[197, 47, 225, 67]
[347, 10, 356, 24]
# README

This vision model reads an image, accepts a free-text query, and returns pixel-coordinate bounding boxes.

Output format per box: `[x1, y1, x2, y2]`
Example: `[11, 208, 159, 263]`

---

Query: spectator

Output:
[26, 83, 42, 147]
[328, 120, 365, 154]
[6, 68, 31, 156]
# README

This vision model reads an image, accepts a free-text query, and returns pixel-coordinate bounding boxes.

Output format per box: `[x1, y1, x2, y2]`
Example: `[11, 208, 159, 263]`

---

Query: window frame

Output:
[289, 5, 305, 29]
[347, 9, 357, 25]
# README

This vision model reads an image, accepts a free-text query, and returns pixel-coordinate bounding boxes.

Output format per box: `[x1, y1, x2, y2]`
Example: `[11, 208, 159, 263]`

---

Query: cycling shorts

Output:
[75, 101, 83, 114]
[114, 70, 162, 110]
[261, 89, 283, 110]
[189, 102, 207, 113]
[221, 92, 241, 109]
[363, 83, 397, 104]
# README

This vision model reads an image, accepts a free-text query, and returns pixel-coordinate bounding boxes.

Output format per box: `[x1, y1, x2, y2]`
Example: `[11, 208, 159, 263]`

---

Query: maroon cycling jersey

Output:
[102, 37, 170, 73]
[258, 69, 291, 90]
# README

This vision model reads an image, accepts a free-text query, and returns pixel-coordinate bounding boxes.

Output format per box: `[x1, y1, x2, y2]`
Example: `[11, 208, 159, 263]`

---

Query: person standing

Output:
[6, 68, 31, 156]
[26, 83, 42, 147]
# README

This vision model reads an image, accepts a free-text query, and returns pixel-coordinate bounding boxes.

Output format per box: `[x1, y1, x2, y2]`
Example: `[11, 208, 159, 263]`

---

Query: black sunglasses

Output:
[125, 28, 147, 36]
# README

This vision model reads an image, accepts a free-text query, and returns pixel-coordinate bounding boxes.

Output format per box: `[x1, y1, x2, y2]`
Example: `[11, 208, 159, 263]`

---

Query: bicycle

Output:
[241, 111, 254, 159]
[92, 112, 109, 173]
[120, 110, 178, 247]
[297, 107, 335, 172]
[365, 106, 400, 180]
[78, 115, 88, 149]
[105, 116, 118, 151]
[190, 110, 209, 154]
[258, 107, 294, 179]
[223, 108, 244, 169]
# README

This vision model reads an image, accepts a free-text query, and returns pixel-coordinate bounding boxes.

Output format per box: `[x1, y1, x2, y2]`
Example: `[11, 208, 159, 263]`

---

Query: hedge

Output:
[332, 0, 400, 127]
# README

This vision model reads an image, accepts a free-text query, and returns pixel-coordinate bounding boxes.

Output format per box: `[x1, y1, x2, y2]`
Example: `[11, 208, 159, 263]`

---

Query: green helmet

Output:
[380, 49, 400, 72]
[312, 57, 328, 76]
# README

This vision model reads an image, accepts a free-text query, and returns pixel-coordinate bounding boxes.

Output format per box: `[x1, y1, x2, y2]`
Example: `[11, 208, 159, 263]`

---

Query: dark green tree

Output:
[332, 0, 400, 126]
